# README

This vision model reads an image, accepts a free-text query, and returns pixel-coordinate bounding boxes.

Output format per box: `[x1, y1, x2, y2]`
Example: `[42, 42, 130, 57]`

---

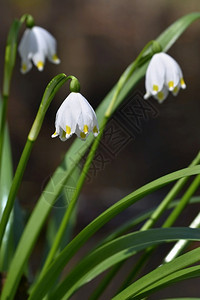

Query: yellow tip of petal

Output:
[52, 54, 60, 63]
[66, 126, 71, 135]
[37, 61, 44, 70]
[80, 132, 86, 139]
[153, 84, 159, 92]
[168, 81, 174, 90]
[173, 86, 179, 94]
[93, 126, 99, 135]
[21, 63, 27, 72]
[180, 78, 186, 88]
[51, 132, 58, 138]
[83, 125, 88, 133]
[61, 130, 66, 139]
[157, 91, 164, 102]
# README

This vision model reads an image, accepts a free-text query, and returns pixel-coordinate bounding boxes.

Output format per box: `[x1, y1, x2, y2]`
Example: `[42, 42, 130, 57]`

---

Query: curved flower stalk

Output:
[18, 26, 60, 73]
[52, 92, 99, 141]
[144, 52, 186, 102]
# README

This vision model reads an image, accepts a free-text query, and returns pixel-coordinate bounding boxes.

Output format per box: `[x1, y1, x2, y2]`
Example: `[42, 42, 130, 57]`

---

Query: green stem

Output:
[0, 14, 35, 171]
[39, 41, 156, 275]
[116, 249, 153, 294]
[39, 40, 156, 275]
[116, 151, 200, 292]
[0, 74, 67, 248]
[40, 117, 107, 276]
[105, 40, 154, 118]
[164, 211, 200, 263]
[163, 174, 200, 228]
[0, 95, 8, 172]
[141, 151, 200, 231]
[89, 262, 124, 300]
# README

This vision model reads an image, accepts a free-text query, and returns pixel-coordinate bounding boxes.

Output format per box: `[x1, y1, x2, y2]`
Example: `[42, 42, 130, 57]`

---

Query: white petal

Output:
[31, 27, 49, 70]
[75, 125, 87, 140]
[18, 29, 37, 73]
[55, 93, 81, 138]
[18, 29, 33, 59]
[145, 53, 165, 96]
[160, 53, 182, 91]
[73, 93, 99, 138]
[52, 92, 99, 141]
[34, 26, 60, 64]
[153, 85, 169, 103]
[20, 59, 32, 74]
[19, 26, 60, 73]
[51, 132, 59, 138]
[172, 84, 180, 96]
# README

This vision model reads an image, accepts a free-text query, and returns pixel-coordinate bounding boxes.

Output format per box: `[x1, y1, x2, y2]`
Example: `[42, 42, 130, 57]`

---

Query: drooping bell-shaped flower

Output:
[18, 26, 60, 73]
[144, 52, 186, 103]
[51, 92, 99, 141]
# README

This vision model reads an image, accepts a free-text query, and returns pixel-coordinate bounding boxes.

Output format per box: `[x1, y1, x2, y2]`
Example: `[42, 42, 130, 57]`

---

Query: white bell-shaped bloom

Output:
[18, 26, 60, 73]
[144, 52, 186, 103]
[51, 92, 99, 141]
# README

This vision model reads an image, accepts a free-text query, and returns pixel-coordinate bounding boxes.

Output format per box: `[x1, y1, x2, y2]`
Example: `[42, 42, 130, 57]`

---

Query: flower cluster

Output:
[51, 92, 99, 141]
[18, 26, 60, 73]
[144, 52, 186, 103]
[18, 22, 186, 141]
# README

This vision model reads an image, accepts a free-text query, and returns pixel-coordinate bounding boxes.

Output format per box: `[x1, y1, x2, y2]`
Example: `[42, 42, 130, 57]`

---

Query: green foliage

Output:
[1, 11, 200, 300]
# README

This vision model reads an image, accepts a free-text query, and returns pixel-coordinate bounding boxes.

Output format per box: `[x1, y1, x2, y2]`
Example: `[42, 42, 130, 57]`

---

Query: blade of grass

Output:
[131, 265, 200, 300]
[27, 165, 200, 300]
[48, 228, 200, 300]
[0, 99, 13, 271]
[112, 247, 200, 300]
[3, 12, 200, 300]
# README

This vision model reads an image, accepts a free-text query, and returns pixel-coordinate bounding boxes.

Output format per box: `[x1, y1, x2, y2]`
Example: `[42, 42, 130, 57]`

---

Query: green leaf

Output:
[99, 196, 200, 247]
[3, 12, 200, 300]
[163, 298, 200, 300]
[48, 228, 200, 300]
[113, 247, 200, 300]
[27, 165, 200, 300]
[88, 199, 200, 300]
[0, 99, 13, 271]
[157, 12, 200, 52]
[132, 265, 200, 300]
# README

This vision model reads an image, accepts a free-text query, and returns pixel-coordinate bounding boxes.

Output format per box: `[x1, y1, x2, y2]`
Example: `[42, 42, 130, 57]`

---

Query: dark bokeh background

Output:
[1, 0, 200, 298]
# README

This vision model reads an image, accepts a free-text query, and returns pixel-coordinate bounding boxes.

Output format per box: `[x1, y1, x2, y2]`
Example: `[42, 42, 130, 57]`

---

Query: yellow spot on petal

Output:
[168, 81, 174, 90]
[22, 63, 27, 72]
[153, 85, 159, 92]
[157, 91, 164, 101]
[62, 130, 66, 138]
[80, 132, 86, 139]
[173, 86, 179, 94]
[37, 61, 44, 70]
[66, 126, 71, 135]
[83, 125, 88, 133]
[93, 126, 99, 134]
[51, 131, 58, 138]
[52, 54, 59, 61]
[180, 78, 186, 88]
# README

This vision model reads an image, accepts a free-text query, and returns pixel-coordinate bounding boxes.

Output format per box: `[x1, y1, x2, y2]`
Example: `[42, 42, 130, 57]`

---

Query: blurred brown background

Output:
[1, 0, 200, 298]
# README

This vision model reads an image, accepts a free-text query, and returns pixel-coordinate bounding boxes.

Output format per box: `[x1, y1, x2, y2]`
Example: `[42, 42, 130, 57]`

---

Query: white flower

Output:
[144, 52, 186, 103]
[18, 26, 60, 73]
[51, 92, 99, 141]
